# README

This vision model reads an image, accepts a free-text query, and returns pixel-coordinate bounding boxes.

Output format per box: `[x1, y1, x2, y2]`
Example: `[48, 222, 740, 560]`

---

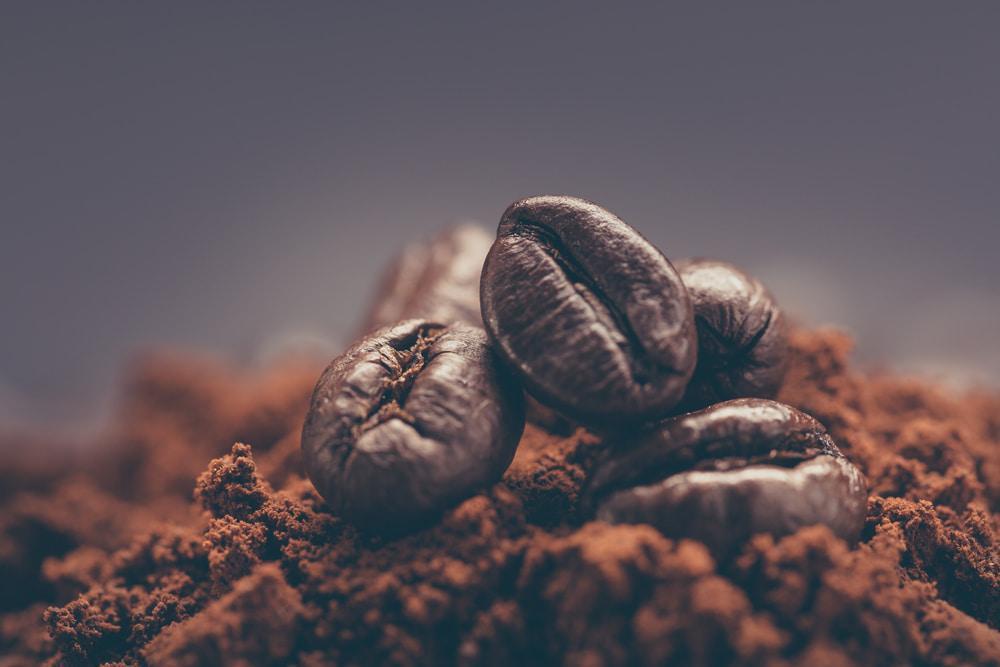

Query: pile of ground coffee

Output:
[1, 326, 997, 666]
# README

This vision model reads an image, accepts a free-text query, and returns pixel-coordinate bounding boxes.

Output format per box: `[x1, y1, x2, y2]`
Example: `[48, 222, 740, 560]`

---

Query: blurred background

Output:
[2, 2, 998, 439]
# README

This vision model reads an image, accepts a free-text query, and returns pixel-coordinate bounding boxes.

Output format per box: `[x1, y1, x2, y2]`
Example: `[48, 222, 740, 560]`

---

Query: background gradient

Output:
[2, 3, 998, 437]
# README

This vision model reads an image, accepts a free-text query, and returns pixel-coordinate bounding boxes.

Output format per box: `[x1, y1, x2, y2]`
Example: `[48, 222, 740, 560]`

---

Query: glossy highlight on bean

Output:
[301, 319, 525, 534]
[480, 195, 697, 426]
[583, 398, 867, 558]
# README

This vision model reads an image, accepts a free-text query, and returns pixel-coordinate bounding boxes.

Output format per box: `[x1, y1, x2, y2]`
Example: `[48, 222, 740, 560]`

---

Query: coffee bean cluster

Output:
[302, 195, 867, 554]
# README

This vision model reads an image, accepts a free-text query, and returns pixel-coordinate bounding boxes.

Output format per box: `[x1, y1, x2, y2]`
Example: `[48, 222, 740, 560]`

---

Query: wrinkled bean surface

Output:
[584, 398, 867, 558]
[480, 195, 696, 425]
[301, 320, 525, 533]
[676, 259, 788, 411]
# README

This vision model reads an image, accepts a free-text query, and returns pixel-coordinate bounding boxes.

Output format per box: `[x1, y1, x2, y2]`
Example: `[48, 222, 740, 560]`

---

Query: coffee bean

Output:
[480, 195, 697, 426]
[301, 319, 525, 533]
[583, 399, 867, 558]
[675, 259, 788, 411]
[362, 225, 493, 333]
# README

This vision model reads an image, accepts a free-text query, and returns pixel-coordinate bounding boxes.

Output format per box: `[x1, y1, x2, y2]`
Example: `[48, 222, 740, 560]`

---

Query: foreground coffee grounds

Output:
[0, 217, 997, 665]
[2, 329, 997, 665]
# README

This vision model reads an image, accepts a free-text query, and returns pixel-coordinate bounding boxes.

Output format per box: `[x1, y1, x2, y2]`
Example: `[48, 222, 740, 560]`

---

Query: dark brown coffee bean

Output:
[480, 195, 697, 426]
[583, 399, 867, 558]
[675, 259, 788, 411]
[361, 225, 493, 333]
[301, 319, 525, 533]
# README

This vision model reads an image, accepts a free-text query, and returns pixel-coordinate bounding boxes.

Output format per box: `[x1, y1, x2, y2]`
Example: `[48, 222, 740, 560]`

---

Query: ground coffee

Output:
[0, 327, 997, 665]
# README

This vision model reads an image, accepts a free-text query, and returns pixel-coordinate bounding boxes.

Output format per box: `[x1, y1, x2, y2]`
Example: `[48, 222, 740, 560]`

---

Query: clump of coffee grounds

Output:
[0, 353, 319, 665]
[2, 329, 999, 666]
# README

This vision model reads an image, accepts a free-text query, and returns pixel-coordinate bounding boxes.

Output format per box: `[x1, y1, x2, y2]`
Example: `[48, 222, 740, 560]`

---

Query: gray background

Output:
[2, 3, 998, 437]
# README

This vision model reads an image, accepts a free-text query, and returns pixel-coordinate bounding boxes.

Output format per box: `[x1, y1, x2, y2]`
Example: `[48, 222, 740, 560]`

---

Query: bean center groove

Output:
[512, 220, 657, 385]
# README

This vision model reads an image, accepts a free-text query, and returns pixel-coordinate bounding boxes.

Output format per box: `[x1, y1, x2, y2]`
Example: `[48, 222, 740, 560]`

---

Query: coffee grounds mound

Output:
[1, 328, 998, 666]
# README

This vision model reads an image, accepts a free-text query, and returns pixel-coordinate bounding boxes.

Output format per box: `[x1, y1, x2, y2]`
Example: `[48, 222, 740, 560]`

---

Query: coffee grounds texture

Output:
[1, 328, 998, 666]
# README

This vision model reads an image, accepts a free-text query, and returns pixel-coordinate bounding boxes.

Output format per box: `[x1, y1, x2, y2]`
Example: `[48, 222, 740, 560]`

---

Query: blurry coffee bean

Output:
[361, 225, 493, 332]
[480, 195, 697, 426]
[675, 259, 788, 411]
[301, 319, 525, 533]
[584, 399, 867, 559]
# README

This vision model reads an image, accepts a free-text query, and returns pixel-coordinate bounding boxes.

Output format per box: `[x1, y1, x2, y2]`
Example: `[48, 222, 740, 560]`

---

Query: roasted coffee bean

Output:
[480, 195, 697, 426]
[301, 319, 525, 533]
[583, 399, 867, 558]
[361, 225, 493, 332]
[675, 259, 788, 411]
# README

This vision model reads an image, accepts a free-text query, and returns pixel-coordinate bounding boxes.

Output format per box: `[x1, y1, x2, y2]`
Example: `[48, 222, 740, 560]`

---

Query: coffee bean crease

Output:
[480, 195, 697, 424]
[584, 398, 867, 558]
[301, 320, 525, 533]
